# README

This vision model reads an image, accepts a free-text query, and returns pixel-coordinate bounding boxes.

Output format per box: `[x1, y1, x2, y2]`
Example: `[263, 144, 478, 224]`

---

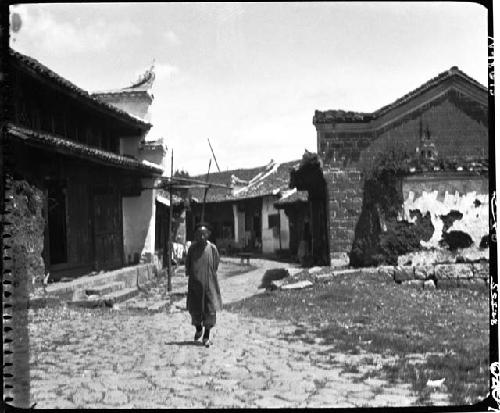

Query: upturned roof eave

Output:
[11, 49, 152, 132]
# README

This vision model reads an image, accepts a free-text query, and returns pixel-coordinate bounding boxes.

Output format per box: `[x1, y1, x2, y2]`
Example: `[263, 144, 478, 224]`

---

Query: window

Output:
[268, 213, 280, 229]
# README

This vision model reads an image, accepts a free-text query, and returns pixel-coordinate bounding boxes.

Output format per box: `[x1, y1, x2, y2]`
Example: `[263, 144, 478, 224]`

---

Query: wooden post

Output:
[167, 150, 173, 292]
[201, 158, 212, 223]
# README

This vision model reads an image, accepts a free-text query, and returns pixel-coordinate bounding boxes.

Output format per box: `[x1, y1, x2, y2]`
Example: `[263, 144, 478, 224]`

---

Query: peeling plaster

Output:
[401, 190, 488, 249]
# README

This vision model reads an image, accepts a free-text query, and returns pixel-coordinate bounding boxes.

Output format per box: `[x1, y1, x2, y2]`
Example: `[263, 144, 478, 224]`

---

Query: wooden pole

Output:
[167, 149, 173, 292]
[201, 158, 212, 223]
[207, 138, 221, 172]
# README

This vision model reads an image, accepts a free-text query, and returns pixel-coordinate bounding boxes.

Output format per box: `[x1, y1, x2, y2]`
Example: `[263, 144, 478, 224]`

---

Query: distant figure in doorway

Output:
[185, 223, 222, 348]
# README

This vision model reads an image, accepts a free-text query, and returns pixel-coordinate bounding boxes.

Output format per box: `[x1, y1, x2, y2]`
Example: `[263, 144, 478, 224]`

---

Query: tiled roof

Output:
[11, 49, 151, 131]
[313, 110, 373, 124]
[189, 160, 301, 203]
[314, 66, 487, 125]
[6, 123, 163, 175]
[92, 65, 155, 96]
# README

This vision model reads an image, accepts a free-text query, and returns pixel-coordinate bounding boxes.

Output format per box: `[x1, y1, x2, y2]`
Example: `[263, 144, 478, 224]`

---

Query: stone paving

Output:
[28, 258, 447, 408]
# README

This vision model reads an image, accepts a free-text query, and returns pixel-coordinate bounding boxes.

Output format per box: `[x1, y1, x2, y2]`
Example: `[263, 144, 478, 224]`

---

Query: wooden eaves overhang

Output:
[10, 49, 152, 133]
[153, 176, 233, 191]
[5, 123, 163, 176]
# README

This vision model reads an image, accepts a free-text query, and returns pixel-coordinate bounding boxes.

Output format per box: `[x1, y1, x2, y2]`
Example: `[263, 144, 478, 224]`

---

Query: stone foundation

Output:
[377, 262, 489, 290]
[39, 263, 157, 303]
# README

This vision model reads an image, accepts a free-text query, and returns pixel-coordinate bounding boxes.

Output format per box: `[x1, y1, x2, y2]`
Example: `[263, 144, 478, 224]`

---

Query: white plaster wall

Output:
[233, 204, 239, 242]
[261, 196, 290, 253]
[401, 177, 489, 250]
[120, 136, 142, 158]
[279, 209, 290, 250]
[122, 180, 156, 264]
[99, 95, 151, 121]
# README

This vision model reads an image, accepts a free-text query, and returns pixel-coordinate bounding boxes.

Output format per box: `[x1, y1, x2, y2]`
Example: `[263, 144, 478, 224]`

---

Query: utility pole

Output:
[167, 149, 173, 292]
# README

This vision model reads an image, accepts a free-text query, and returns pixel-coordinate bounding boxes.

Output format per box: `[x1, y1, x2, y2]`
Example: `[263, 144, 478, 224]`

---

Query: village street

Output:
[28, 258, 437, 409]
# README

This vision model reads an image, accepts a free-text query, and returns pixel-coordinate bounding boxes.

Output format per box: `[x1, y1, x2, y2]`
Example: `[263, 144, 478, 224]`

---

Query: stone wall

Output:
[378, 262, 489, 290]
[9, 179, 46, 291]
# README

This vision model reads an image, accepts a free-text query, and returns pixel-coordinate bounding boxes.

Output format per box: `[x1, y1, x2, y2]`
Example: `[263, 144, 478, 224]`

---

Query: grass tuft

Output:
[226, 271, 489, 405]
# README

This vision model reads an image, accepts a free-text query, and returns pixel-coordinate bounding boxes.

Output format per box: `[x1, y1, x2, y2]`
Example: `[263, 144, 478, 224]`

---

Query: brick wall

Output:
[317, 96, 488, 267]
[359, 99, 488, 172]
[323, 166, 363, 266]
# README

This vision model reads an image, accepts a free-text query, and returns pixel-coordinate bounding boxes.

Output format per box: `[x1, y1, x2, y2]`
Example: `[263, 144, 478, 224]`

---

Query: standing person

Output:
[185, 223, 222, 347]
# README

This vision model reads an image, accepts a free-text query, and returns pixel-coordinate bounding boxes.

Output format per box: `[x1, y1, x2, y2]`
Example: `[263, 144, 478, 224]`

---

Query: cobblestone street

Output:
[28, 259, 436, 408]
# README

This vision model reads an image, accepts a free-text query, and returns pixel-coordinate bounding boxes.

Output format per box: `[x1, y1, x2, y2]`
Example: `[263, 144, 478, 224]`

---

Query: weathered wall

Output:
[317, 95, 488, 267]
[110, 91, 165, 269]
[9, 180, 46, 291]
[122, 183, 156, 265]
[261, 195, 290, 253]
[97, 94, 152, 122]
[398, 175, 488, 265]
[323, 166, 363, 266]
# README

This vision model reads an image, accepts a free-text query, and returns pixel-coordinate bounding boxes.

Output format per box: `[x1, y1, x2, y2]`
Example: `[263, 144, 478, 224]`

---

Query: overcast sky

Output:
[10, 2, 488, 175]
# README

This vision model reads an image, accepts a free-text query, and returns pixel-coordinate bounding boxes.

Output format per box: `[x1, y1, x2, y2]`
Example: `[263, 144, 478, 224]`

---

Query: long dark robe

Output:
[185, 241, 222, 325]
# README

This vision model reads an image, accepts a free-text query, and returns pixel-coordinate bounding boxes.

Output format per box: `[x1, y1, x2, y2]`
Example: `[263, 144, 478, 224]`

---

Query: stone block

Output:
[436, 279, 460, 289]
[453, 264, 474, 278]
[378, 266, 395, 279]
[286, 268, 303, 278]
[414, 266, 434, 280]
[394, 266, 415, 282]
[435, 264, 473, 279]
[397, 255, 413, 266]
[402, 280, 424, 288]
[458, 278, 487, 290]
[472, 262, 490, 278]
[315, 273, 334, 283]
[330, 252, 350, 268]
[424, 280, 436, 290]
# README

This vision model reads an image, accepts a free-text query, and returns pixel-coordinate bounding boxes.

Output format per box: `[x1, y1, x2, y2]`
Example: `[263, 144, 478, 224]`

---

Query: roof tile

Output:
[313, 66, 487, 125]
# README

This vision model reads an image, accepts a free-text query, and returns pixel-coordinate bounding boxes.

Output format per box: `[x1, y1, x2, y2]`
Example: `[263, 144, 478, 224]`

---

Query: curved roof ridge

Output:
[93, 63, 155, 95]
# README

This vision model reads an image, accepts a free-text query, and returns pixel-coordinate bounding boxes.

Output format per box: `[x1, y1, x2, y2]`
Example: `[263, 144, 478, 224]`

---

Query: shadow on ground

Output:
[163, 340, 204, 346]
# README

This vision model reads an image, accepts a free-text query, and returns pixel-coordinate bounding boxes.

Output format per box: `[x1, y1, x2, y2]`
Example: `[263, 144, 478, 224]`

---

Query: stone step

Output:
[68, 287, 139, 308]
[85, 281, 126, 296]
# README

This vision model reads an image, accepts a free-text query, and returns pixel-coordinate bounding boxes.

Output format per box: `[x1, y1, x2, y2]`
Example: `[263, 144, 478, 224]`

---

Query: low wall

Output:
[42, 263, 157, 302]
[378, 262, 489, 289]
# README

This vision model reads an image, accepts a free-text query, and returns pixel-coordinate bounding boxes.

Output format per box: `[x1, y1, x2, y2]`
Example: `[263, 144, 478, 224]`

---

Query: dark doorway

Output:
[290, 153, 330, 265]
[47, 181, 68, 264]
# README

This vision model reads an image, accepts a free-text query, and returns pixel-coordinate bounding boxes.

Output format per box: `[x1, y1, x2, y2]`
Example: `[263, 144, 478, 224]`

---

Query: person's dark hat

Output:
[194, 222, 212, 232]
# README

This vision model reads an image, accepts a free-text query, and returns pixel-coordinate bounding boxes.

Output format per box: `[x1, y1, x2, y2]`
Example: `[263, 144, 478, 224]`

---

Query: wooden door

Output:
[93, 191, 123, 270]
